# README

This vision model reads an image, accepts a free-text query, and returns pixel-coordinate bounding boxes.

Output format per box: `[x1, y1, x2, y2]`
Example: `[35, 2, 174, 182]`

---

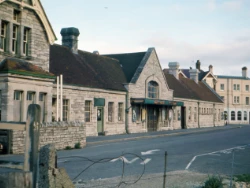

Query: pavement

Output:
[86, 124, 247, 146]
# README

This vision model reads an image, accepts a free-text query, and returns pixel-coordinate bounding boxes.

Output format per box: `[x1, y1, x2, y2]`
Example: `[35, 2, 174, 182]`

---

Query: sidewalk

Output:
[87, 124, 248, 146]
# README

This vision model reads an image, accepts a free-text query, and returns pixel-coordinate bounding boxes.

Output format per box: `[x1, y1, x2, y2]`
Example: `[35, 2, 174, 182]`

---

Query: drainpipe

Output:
[197, 101, 200, 128]
[125, 92, 129, 134]
[213, 103, 215, 127]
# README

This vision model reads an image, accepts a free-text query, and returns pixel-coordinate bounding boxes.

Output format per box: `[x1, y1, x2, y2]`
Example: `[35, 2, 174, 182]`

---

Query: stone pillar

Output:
[7, 22, 13, 54]
[39, 144, 74, 188]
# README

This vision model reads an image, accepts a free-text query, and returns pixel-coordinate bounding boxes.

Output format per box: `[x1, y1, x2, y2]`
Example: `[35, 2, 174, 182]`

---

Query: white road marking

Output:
[141, 149, 160, 155]
[141, 158, 151, 165]
[185, 145, 249, 170]
[110, 157, 139, 164]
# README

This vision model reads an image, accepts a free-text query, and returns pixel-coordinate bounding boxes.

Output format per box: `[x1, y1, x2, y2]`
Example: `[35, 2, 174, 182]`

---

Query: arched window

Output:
[237, 111, 242, 120]
[231, 111, 235, 120]
[244, 111, 247, 121]
[148, 81, 159, 98]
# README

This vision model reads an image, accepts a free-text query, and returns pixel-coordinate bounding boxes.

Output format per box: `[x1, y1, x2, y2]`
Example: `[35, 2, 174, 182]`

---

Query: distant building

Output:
[216, 67, 250, 124]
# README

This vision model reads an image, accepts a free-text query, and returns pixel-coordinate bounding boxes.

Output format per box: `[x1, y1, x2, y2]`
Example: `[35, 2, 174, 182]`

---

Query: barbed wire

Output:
[58, 152, 146, 188]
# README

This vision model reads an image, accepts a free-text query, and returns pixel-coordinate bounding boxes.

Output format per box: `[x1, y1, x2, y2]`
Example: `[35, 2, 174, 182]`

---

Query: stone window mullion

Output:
[19, 25, 24, 56]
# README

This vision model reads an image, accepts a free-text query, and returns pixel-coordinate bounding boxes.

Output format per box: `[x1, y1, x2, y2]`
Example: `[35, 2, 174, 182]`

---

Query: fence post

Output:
[163, 151, 168, 188]
[230, 149, 235, 188]
[23, 104, 41, 188]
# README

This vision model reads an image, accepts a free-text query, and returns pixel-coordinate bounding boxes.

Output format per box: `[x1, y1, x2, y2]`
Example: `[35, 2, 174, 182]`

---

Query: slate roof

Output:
[104, 52, 146, 82]
[217, 75, 250, 80]
[49, 44, 127, 91]
[164, 73, 223, 103]
[0, 58, 55, 78]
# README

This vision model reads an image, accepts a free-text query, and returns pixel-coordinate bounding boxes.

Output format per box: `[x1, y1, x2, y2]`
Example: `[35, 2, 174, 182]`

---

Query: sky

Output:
[42, 0, 250, 76]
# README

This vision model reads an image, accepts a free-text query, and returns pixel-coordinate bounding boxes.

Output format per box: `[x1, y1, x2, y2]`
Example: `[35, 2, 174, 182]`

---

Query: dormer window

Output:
[13, 10, 20, 22]
[23, 28, 30, 55]
[148, 81, 159, 99]
[12, 25, 18, 54]
[0, 21, 7, 51]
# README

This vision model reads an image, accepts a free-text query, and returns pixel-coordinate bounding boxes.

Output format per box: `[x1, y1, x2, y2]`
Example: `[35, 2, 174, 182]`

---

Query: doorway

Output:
[181, 107, 186, 129]
[147, 107, 158, 131]
[97, 107, 104, 135]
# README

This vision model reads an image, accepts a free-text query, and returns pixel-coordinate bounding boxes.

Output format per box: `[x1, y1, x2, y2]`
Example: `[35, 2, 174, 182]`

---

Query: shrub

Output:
[234, 174, 250, 183]
[65, 146, 72, 150]
[74, 142, 81, 149]
[202, 175, 223, 188]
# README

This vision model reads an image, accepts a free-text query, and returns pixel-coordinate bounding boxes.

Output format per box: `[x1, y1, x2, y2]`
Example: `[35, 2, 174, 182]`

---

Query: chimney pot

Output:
[168, 62, 180, 80]
[196, 60, 201, 71]
[60, 27, 80, 54]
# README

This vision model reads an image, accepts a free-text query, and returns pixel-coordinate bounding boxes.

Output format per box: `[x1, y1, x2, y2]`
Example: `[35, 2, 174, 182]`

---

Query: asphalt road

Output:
[56, 125, 250, 182]
[0, 125, 250, 185]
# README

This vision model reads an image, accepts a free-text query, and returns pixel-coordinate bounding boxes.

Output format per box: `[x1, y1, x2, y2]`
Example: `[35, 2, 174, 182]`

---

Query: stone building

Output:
[164, 62, 224, 129]
[215, 67, 250, 124]
[0, 0, 226, 139]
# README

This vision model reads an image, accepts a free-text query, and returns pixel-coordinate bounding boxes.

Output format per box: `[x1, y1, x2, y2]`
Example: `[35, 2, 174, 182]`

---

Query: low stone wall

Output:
[12, 121, 86, 154]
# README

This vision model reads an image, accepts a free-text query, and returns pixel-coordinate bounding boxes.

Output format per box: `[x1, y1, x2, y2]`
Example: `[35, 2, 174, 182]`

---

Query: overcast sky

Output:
[42, 0, 250, 76]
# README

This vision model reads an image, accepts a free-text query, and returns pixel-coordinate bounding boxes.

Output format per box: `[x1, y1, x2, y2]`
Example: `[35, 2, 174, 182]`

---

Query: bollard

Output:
[163, 151, 168, 188]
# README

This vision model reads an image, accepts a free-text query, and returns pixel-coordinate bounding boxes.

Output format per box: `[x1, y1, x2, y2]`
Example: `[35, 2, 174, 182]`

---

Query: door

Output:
[97, 108, 104, 134]
[147, 107, 158, 131]
[181, 106, 186, 129]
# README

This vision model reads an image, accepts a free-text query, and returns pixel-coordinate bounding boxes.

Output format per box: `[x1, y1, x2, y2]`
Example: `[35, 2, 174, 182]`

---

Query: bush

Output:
[234, 174, 250, 183]
[202, 175, 223, 188]
[74, 142, 81, 149]
[65, 146, 72, 150]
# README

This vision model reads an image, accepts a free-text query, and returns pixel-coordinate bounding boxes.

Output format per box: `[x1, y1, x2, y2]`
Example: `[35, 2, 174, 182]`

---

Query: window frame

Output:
[118, 103, 123, 121]
[85, 101, 91, 122]
[23, 27, 30, 56]
[237, 111, 242, 121]
[12, 25, 18, 54]
[246, 97, 249, 105]
[246, 85, 249, 92]
[14, 90, 22, 101]
[27, 91, 35, 101]
[108, 102, 114, 122]
[0, 21, 7, 51]
[63, 99, 69, 121]
[231, 111, 235, 121]
[220, 84, 224, 91]
[148, 81, 159, 99]
[244, 111, 247, 121]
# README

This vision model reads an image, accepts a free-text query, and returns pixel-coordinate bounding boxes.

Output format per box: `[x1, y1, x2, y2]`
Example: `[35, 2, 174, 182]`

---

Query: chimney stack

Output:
[93, 51, 99, 55]
[196, 60, 201, 71]
[168, 62, 180, 80]
[209, 65, 213, 74]
[189, 68, 199, 83]
[242, 67, 248, 78]
[60, 27, 80, 54]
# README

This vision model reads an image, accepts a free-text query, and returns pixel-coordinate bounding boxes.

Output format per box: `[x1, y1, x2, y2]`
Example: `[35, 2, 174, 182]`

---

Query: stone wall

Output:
[52, 85, 127, 136]
[12, 121, 86, 154]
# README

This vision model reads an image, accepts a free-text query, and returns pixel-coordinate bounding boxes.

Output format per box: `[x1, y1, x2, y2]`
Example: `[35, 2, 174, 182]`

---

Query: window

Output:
[188, 107, 191, 121]
[220, 84, 224, 90]
[237, 84, 240, 91]
[148, 81, 159, 98]
[231, 111, 235, 120]
[0, 21, 7, 51]
[233, 84, 236, 90]
[246, 97, 249, 105]
[14, 90, 22, 100]
[13, 10, 20, 22]
[108, 102, 114, 122]
[194, 107, 197, 122]
[244, 111, 247, 121]
[118, 103, 123, 121]
[218, 109, 220, 121]
[85, 101, 91, 122]
[246, 85, 249, 91]
[237, 111, 242, 120]
[63, 99, 69, 121]
[39, 93, 45, 101]
[23, 28, 30, 55]
[132, 105, 141, 122]
[27, 92, 35, 101]
[12, 25, 18, 53]
[234, 96, 240, 104]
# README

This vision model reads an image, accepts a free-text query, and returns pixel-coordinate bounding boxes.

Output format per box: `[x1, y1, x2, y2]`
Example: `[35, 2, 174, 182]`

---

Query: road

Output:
[55, 125, 250, 182]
